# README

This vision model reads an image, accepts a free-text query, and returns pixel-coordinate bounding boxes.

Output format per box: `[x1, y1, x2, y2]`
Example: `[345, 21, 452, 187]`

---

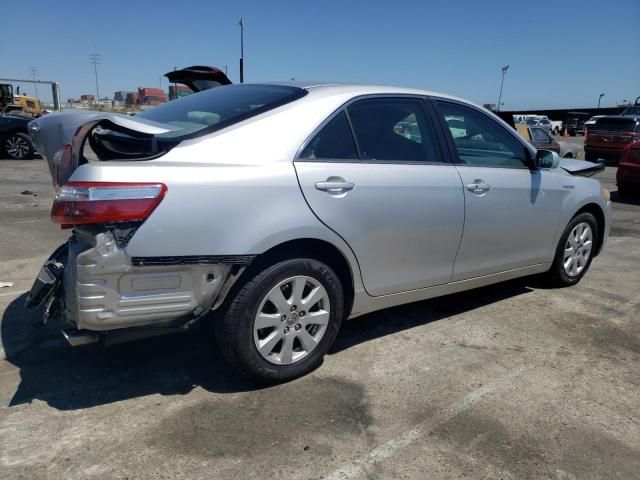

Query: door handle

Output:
[465, 180, 491, 194]
[315, 179, 355, 194]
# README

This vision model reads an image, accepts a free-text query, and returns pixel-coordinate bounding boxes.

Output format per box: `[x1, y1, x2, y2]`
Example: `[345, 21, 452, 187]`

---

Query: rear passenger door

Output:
[294, 96, 465, 296]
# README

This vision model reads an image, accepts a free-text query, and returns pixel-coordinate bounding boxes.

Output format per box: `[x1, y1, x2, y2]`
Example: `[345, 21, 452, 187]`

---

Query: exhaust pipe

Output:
[62, 329, 100, 347]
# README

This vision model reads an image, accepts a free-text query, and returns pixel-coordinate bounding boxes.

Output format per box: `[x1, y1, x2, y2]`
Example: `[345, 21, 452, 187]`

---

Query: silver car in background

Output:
[26, 82, 611, 382]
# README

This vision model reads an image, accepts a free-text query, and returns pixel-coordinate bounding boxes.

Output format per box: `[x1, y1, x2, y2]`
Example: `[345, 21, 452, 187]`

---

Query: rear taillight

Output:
[51, 182, 167, 225]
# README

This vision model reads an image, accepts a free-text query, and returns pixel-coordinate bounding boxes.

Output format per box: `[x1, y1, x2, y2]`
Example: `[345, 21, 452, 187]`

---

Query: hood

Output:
[559, 158, 604, 177]
[164, 65, 232, 92]
[28, 110, 181, 188]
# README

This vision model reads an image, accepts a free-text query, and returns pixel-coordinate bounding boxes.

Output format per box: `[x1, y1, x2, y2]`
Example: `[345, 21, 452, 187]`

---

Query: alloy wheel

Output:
[5, 135, 30, 159]
[563, 222, 593, 277]
[253, 275, 330, 365]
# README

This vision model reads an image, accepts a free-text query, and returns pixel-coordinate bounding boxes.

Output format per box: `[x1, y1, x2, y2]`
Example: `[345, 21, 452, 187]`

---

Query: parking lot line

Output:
[321, 366, 527, 480]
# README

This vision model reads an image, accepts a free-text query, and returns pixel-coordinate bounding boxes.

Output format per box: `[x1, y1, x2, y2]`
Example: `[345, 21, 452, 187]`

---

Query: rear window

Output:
[594, 118, 638, 133]
[136, 84, 306, 139]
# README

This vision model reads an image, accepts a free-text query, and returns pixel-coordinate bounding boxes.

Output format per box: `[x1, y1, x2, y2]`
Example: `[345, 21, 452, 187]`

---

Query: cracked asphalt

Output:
[0, 157, 638, 479]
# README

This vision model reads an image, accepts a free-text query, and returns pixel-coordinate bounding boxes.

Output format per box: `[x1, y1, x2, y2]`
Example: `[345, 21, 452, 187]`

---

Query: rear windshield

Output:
[136, 84, 306, 139]
[594, 118, 638, 132]
[622, 106, 640, 116]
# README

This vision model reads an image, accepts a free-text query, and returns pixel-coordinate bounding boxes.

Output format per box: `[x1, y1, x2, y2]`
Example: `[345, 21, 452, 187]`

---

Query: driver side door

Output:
[433, 100, 564, 281]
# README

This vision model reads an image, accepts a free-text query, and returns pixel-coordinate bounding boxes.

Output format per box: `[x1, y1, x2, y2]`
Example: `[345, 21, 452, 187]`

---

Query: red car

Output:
[616, 141, 640, 199]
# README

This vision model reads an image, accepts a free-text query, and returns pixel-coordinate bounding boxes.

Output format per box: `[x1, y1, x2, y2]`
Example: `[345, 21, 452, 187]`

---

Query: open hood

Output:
[559, 158, 604, 177]
[28, 110, 181, 188]
[164, 65, 232, 92]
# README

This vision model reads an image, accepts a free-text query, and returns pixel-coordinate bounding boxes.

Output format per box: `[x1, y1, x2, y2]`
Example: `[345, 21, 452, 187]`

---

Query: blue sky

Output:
[2, 0, 638, 109]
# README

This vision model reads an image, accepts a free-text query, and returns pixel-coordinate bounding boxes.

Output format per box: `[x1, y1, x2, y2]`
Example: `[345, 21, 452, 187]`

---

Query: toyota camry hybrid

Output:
[25, 81, 611, 382]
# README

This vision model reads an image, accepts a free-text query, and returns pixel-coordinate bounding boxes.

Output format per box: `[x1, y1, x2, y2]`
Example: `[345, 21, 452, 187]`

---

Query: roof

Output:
[597, 115, 640, 121]
[256, 81, 464, 102]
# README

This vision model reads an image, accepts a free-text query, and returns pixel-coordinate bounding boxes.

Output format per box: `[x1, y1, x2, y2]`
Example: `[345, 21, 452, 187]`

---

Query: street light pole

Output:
[598, 92, 605, 109]
[89, 53, 101, 106]
[496, 64, 510, 112]
[239, 18, 244, 83]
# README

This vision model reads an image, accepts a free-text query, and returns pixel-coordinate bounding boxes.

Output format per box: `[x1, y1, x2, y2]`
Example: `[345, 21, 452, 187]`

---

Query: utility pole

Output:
[496, 64, 510, 112]
[89, 53, 101, 106]
[597, 92, 605, 109]
[29, 66, 39, 98]
[239, 18, 244, 83]
[173, 66, 177, 100]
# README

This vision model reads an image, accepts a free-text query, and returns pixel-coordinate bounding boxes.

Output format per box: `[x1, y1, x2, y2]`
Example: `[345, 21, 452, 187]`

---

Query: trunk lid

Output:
[28, 111, 181, 188]
[164, 65, 232, 92]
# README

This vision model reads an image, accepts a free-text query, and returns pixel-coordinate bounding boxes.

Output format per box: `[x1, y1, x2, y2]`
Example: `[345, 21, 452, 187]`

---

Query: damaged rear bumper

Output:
[27, 230, 252, 336]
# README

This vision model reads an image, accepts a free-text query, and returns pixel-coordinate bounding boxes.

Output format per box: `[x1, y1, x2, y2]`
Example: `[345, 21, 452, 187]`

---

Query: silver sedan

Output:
[27, 82, 611, 382]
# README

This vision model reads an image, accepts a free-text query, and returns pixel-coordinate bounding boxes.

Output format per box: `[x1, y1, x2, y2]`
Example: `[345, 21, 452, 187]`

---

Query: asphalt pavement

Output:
[0, 156, 638, 480]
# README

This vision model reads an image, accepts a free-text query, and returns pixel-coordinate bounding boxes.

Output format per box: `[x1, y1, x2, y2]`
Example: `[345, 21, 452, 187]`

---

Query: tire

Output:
[215, 258, 344, 383]
[4, 132, 34, 160]
[546, 212, 598, 287]
[563, 152, 573, 158]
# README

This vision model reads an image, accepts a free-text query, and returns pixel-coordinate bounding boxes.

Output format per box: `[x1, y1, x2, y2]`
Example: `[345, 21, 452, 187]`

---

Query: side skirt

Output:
[348, 263, 550, 319]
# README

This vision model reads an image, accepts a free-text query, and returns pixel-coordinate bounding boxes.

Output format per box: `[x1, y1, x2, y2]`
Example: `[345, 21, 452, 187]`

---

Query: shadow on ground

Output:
[2, 279, 533, 411]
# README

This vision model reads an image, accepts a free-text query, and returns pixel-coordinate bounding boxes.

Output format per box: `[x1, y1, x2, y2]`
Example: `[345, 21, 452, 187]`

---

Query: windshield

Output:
[136, 84, 306, 139]
[594, 118, 638, 132]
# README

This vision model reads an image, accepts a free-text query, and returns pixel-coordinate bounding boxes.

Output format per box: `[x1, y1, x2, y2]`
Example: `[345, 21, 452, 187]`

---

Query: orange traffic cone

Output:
[563, 127, 569, 138]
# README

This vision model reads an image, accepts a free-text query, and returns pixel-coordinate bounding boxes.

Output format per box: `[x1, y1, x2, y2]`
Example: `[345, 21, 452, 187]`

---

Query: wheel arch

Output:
[573, 203, 605, 256]
[219, 238, 356, 318]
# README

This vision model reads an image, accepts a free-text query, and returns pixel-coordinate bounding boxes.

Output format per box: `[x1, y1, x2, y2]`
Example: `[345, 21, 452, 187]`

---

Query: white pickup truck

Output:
[523, 115, 563, 135]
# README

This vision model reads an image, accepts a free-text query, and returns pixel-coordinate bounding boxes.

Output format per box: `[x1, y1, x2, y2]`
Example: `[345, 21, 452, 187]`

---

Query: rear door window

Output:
[347, 98, 442, 163]
[299, 111, 358, 160]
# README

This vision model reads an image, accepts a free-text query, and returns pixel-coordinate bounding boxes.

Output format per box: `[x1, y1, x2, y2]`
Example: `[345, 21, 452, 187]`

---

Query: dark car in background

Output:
[585, 116, 640, 164]
[621, 96, 640, 117]
[0, 114, 35, 159]
[564, 111, 590, 136]
[616, 141, 640, 199]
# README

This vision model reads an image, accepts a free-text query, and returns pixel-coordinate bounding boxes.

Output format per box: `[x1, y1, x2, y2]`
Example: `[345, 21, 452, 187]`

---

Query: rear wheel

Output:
[546, 212, 598, 287]
[216, 258, 344, 383]
[4, 133, 34, 160]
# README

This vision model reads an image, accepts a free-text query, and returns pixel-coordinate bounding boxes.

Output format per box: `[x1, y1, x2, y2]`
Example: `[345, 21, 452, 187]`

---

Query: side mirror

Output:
[536, 149, 560, 169]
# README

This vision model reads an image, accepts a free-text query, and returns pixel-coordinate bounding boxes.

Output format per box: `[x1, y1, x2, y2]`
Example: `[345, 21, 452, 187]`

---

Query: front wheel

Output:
[546, 212, 598, 287]
[216, 258, 344, 383]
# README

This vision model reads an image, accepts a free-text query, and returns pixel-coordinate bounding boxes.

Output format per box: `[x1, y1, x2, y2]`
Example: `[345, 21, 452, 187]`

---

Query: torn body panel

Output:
[28, 111, 181, 188]
[32, 230, 252, 333]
